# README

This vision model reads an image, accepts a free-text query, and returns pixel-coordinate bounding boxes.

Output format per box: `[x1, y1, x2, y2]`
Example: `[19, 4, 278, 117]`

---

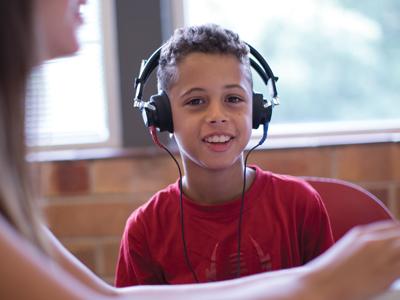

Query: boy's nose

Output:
[206, 102, 228, 124]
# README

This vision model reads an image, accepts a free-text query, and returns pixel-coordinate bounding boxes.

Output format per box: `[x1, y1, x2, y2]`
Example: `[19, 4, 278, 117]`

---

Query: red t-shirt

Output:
[115, 165, 334, 286]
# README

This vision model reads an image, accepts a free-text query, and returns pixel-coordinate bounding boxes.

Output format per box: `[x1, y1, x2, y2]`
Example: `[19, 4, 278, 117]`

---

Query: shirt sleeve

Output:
[115, 211, 164, 286]
[299, 184, 335, 263]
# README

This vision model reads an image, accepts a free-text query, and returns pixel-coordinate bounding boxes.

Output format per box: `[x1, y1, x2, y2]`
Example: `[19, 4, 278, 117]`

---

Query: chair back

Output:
[303, 177, 395, 241]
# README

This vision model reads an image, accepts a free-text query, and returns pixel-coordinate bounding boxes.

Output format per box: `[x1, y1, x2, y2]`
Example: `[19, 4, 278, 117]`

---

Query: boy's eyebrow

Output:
[180, 87, 206, 98]
[224, 84, 247, 91]
[180, 84, 247, 97]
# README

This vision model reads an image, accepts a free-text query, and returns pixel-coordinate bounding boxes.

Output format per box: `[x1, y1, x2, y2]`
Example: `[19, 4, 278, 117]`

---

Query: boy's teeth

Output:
[205, 135, 231, 143]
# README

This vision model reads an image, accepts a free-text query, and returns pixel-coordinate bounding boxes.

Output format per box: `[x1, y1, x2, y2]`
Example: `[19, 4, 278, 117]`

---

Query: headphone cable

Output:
[149, 126, 199, 282]
[236, 122, 269, 277]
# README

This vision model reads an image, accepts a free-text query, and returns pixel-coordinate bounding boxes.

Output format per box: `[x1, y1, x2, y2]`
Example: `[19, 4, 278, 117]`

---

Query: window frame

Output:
[250, 120, 400, 149]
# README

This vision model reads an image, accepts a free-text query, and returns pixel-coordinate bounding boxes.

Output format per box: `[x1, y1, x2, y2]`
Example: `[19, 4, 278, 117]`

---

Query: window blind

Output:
[26, 0, 111, 149]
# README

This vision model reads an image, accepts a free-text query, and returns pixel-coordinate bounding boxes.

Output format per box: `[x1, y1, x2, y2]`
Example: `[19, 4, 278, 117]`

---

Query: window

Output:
[178, 0, 400, 147]
[26, 0, 120, 150]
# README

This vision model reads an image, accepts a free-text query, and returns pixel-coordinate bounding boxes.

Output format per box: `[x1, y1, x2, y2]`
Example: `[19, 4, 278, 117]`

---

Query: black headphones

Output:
[133, 43, 279, 134]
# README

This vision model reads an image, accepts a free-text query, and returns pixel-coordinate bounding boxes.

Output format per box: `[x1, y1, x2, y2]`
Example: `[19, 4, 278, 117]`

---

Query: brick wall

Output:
[39, 142, 400, 283]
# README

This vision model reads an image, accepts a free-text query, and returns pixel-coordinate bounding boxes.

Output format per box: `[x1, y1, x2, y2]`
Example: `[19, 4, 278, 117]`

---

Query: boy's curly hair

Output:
[157, 23, 252, 91]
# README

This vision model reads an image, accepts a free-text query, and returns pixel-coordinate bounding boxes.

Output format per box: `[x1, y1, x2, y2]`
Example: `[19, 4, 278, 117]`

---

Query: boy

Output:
[115, 24, 334, 286]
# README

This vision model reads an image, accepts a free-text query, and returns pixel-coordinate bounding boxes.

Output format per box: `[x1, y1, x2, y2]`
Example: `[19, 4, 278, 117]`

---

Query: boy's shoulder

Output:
[253, 164, 314, 191]
[252, 165, 321, 207]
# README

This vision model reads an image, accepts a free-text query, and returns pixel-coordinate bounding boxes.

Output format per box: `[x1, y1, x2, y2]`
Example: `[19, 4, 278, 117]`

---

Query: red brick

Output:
[335, 144, 392, 182]
[91, 159, 137, 194]
[44, 161, 90, 196]
[101, 241, 121, 278]
[395, 186, 400, 219]
[249, 148, 333, 177]
[364, 186, 390, 208]
[39, 162, 57, 196]
[128, 156, 182, 192]
[92, 156, 180, 194]
[393, 143, 400, 181]
[62, 240, 97, 272]
[44, 201, 138, 237]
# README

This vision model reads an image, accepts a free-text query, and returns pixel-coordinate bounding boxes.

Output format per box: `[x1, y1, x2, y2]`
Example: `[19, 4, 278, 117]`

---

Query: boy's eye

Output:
[186, 98, 204, 106]
[226, 96, 243, 103]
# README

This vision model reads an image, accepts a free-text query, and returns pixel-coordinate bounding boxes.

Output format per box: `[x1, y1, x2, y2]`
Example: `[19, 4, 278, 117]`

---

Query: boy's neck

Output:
[181, 160, 256, 205]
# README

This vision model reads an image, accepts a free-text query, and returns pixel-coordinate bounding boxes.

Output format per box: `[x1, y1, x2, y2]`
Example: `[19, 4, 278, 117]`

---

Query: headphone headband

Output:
[134, 46, 163, 101]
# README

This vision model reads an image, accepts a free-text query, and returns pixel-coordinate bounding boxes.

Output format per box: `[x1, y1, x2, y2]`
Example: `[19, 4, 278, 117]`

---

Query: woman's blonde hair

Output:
[0, 0, 48, 252]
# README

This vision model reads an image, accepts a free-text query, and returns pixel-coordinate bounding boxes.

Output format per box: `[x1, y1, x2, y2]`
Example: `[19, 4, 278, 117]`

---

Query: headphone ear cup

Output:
[143, 91, 174, 133]
[252, 92, 272, 129]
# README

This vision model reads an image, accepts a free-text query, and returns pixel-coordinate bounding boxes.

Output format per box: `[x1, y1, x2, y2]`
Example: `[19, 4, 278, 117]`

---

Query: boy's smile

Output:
[203, 133, 234, 152]
[168, 52, 253, 172]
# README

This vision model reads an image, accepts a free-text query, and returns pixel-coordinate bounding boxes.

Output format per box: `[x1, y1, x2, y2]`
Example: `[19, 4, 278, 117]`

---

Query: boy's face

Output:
[168, 52, 253, 171]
